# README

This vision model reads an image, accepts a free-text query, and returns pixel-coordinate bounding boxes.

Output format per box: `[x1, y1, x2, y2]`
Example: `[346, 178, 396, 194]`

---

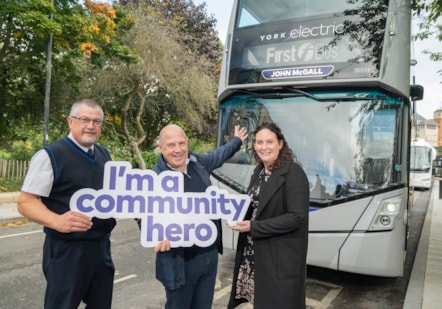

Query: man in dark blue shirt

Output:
[152, 124, 248, 309]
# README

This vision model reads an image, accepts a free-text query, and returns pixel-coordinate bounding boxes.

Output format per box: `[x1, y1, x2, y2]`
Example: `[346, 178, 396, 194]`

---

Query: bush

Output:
[142, 151, 160, 169]
[0, 177, 24, 192]
[10, 127, 65, 161]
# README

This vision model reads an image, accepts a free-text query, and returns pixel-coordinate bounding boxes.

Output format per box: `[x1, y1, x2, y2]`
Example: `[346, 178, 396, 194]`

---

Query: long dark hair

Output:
[252, 122, 298, 171]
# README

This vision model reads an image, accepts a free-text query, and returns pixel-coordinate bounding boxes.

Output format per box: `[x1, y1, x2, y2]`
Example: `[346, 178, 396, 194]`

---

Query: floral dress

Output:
[235, 168, 270, 304]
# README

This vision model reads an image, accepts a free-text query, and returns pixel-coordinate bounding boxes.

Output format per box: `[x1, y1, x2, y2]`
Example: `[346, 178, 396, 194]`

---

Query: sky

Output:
[196, 0, 442, 120]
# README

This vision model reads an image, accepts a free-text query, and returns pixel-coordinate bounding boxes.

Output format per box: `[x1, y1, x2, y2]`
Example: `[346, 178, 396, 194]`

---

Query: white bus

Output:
[410, 138, 436, 189]
[211, 0, 423, 277]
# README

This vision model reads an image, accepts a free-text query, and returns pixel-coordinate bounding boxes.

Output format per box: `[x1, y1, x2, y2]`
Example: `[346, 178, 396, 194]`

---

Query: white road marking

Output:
[0, 230, 42, 239]
[306, 279, 343, 309]
[212, 277, 342, 309]
[214, 284, 232, 301]
[114, 274, 137, 284]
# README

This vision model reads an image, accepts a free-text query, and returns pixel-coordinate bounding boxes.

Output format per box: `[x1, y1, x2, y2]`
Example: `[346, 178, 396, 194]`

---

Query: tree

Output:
[120, 0, 222, 72]
[414, 0, 442, 64]
[80, 4, 217, 168]
[119, 0, 223, 139]
[144, 0, 221, 69]
[0, 0, 136, 144]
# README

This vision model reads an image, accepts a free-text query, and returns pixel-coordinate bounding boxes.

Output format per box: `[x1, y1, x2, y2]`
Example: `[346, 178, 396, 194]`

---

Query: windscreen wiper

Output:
[284, 88, 356, 102]
[246, 88, 357, 102]
[245, 87, 388, 102]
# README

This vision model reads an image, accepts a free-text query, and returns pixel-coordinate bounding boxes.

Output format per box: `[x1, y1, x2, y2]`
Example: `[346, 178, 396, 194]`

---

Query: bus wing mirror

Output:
[410, 84, 424, 101]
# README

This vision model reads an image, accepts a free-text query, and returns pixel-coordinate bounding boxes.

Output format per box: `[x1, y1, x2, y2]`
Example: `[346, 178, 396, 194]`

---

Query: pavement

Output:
[1, 183, 441, 308]
[0, 191, 25, 225]
[403, 179, 442, 309]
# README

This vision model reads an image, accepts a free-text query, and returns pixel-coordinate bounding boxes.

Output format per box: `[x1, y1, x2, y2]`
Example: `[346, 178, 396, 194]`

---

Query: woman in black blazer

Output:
[227, 122, 310, 309]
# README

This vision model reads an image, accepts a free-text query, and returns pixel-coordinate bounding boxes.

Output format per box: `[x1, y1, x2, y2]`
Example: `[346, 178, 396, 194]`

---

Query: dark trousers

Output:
[165, 248, 218, 309]
[42, 235, 115, 309]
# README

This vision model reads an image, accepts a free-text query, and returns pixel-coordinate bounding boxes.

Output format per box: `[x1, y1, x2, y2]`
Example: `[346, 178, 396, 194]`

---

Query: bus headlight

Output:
[386, 203, 397, 213]
[369, 198, 403, 230]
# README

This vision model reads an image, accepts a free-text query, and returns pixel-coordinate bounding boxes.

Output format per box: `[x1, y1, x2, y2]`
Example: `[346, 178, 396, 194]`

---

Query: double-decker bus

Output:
[410, 138, 436, 189]
[212, 0, 423, 277]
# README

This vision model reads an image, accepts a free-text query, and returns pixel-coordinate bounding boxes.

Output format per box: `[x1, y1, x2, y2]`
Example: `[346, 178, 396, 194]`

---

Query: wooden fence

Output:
[0, 159, 29, 180]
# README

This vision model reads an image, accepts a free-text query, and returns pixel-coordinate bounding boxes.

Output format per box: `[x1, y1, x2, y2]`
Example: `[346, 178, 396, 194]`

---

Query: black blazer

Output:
[228, 160, 310, 309]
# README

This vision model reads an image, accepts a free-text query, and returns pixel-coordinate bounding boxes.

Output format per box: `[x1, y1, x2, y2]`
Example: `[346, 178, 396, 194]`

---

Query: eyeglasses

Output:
[70, 116, 103, 126]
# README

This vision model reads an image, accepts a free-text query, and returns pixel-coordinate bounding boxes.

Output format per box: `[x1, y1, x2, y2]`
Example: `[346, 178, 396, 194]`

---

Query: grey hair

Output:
[70, 99, 104, 119]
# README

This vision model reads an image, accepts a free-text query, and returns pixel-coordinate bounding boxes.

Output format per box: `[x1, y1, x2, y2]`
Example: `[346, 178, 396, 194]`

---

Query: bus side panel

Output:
[307, 234, 344, 270]
[308, 189, 407, 276]
[307, 198, 372, 271]
[338, 227, 405, 277]
[309, 197, 373, 231]
[340, 189, 407, 276]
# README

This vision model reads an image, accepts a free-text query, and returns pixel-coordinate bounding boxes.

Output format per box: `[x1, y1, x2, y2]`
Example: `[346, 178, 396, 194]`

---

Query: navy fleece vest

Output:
[42, 137, 116, 240]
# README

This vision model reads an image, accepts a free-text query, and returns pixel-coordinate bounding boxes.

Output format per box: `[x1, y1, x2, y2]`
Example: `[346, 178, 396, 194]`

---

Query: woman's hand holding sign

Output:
[227, 220, 251, 233]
